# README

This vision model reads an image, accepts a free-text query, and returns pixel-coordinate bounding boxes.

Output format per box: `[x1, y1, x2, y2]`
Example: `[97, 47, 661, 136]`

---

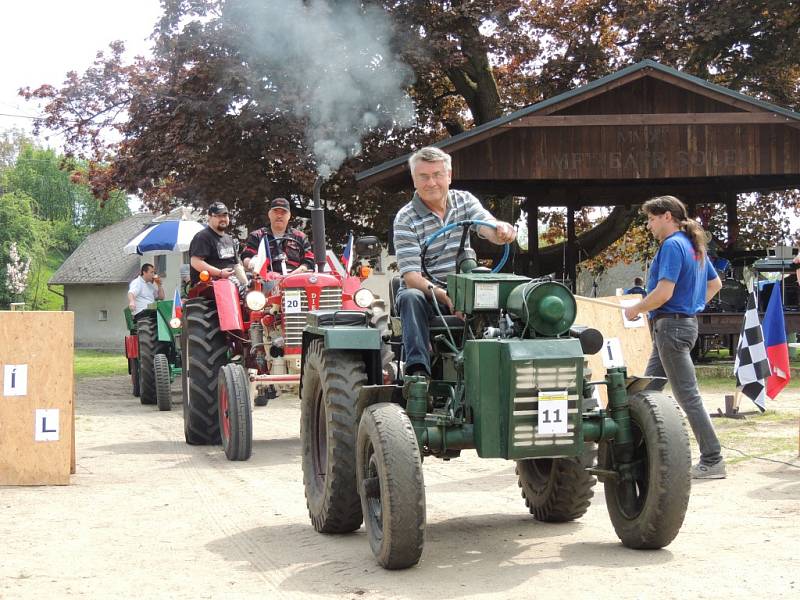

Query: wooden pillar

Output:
[566, 203, 577, 291]
[527, 200, 539, 277]
[725, 193, 739, 248]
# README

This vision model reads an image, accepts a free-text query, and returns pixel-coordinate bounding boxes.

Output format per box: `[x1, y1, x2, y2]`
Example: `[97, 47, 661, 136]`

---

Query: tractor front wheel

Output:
[137, 316, 158, 405]
[357, 403, 426, 570]
[182, 299, 226, 445]
[300, 339, 365, 533]
[516, 445, 597, 522]
[218, 364, 252, 461]
[154, 353, 172, 411]
[600, 391, 691, 549]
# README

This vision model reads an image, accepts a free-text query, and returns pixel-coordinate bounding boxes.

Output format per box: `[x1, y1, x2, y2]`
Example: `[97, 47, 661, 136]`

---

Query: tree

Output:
[21, 0, 800, 258]
[0, 191, 46, 308]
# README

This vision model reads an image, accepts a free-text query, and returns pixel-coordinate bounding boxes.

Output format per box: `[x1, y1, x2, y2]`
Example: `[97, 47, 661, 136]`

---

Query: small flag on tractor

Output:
[734, 291, 771, 411]
[251, 235, 273, 278]
[341, 231, 354, 273]
[763, 282, 791, 399]
[172, 287, 182, 321]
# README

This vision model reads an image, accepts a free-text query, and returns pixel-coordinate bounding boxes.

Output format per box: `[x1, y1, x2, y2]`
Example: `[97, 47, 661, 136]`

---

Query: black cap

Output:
[208, 201, 229, 215]
[270, 197, 290, 211]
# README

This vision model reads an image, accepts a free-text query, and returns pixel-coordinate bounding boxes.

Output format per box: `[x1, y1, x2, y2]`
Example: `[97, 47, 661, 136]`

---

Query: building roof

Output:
[356, 59, 800, 187]
[49, 213, 155, 285]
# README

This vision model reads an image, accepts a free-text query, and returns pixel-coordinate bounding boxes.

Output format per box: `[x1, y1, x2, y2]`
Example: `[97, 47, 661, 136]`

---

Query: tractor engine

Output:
[446, 272, 602, 460]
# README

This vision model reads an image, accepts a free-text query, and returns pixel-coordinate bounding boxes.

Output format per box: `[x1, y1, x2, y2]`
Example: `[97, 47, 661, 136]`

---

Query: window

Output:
[98, 310, 108, 321]
[155, 255, 167, 275]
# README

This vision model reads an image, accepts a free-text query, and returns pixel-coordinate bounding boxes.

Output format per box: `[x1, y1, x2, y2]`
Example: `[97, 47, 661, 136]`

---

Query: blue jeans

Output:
[396, 288, 450, 376]
[645, 317, 722, 466]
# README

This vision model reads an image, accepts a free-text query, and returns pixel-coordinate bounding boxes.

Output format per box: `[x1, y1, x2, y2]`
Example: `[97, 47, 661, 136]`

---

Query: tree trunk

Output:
[473, 205, 640, 275]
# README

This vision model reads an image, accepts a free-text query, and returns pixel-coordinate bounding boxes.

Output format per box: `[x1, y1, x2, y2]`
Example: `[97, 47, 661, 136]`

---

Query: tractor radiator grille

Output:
[284, 286, 342, 347]
[511, 362, 579, 449]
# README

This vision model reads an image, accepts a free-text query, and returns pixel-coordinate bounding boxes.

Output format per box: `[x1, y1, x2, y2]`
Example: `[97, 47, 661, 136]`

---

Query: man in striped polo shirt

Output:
[393, 146, 516, 377]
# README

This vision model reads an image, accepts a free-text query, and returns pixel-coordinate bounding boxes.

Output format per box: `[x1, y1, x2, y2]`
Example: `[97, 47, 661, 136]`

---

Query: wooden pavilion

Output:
[357, 60, 800, 286]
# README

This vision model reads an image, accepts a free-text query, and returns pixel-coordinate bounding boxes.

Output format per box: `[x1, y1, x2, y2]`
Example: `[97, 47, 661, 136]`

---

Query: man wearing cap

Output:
[242, 197, 314, 275]
[188, 201, 240, 285]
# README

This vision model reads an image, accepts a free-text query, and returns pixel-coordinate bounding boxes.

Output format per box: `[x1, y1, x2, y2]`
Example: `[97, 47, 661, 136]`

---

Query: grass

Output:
[74, 349, 129, 379]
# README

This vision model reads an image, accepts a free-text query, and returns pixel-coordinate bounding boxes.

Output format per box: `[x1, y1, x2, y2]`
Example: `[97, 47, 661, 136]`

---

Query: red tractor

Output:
[181, 180, 388, 461]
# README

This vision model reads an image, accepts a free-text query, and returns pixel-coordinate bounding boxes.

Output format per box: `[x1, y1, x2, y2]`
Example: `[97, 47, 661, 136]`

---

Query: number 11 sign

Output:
[538, 390, 569, 435]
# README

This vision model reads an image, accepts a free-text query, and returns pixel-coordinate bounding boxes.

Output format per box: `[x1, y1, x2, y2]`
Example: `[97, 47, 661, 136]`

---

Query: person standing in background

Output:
[624, 195, 725, 479]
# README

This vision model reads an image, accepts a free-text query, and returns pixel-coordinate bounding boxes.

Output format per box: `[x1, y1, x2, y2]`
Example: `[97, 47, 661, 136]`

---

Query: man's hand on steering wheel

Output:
[491, 221, 516, 244]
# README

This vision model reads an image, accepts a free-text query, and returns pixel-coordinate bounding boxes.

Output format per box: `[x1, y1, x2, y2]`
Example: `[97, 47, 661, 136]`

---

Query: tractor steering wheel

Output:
[420, 219, 510, 287]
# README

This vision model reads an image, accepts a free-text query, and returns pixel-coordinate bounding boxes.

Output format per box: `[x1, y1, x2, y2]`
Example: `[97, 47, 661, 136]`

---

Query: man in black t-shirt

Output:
[188, 202, 240, 284]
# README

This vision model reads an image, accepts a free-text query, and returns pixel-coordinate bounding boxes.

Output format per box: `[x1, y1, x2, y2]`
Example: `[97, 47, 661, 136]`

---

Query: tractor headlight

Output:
[169, 317, 182, 329]
[246, 290, 267, 311]
[353, 287, 376, 308]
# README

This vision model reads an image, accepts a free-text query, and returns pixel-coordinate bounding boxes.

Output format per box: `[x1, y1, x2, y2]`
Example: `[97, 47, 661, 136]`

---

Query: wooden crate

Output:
[0, 311, 74, 485]
[575, 295, 652, 407]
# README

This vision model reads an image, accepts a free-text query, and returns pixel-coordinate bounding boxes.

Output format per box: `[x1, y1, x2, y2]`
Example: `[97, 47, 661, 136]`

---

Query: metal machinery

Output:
[299, 219, 692, 569]
[123, 300, 182, 411]
[181, 179, 384, 461]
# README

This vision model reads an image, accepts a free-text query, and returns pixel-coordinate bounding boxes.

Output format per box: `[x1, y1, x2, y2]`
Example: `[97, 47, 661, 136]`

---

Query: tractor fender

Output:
[299, 318, 384, 397]
[212, 278, 245, 331]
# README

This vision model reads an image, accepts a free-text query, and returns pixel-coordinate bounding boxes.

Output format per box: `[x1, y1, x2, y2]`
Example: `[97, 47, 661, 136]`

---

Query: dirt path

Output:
[1, 376, 799, 599]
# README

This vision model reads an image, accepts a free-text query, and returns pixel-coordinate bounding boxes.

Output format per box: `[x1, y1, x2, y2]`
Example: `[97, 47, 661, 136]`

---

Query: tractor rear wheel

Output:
[357, 403, 425, 569]
[137, 316, 158, 405]
[130, 358, 141, 397]
[300, 339, 365, 533]
[154, 353, 172, 411]
[218, 364, 252, 461]
[516, 445, 597, 522]
[182, 299, 227, 445]
[600, 391, 690, 549]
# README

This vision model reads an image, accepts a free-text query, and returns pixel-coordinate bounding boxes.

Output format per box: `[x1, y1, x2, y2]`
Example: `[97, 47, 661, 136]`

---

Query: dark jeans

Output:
[645, 317, 722, 466]
[396, 288, 450, 376]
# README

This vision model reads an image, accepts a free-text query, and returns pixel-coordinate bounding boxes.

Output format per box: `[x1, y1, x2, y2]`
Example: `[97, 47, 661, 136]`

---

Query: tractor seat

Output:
[310, 310, 370, 328]
[430, 315, 464, 330]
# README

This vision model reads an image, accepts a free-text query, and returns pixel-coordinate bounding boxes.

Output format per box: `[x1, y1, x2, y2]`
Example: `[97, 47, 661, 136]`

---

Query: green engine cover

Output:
[447, 272, 531, 313]
[464, 338, 585, 460]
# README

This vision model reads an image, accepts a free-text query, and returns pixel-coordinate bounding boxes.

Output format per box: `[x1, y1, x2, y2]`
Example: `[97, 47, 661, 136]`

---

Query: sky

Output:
[0, 0, 163, 140]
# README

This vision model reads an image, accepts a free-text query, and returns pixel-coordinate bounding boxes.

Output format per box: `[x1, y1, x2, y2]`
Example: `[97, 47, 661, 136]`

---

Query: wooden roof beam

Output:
[503, 112, 800, 128]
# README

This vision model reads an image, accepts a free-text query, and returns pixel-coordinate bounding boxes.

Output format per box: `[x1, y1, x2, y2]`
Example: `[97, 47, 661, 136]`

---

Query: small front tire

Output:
[218, 364, 252, 461]
[601, 391, 691, 549]
[154, 354, 172, 411]
[357, 403, 426, 570]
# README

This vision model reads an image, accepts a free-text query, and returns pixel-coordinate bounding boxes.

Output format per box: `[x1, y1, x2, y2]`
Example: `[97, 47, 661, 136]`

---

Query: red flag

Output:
[762, 282, 790, 399]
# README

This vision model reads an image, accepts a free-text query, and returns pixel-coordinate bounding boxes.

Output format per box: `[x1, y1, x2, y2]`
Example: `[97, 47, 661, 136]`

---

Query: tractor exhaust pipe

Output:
[311, 176, 327, 272]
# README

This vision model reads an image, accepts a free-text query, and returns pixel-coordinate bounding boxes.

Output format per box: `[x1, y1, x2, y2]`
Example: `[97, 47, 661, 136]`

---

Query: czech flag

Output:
[341, 231, 354, 273]
[172, 287, 182, 321]
[251, 236, 272, 278]
[763, 282, 791, 399]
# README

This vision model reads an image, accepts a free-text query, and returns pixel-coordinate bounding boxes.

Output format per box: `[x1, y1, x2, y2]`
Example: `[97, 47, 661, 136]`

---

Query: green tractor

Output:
[299, 219, 691, 569]
[124, 299, 182, 411]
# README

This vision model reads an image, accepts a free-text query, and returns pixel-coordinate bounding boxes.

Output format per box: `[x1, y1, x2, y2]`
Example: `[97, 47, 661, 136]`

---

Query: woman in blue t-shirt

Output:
[624, 195, 725, 479]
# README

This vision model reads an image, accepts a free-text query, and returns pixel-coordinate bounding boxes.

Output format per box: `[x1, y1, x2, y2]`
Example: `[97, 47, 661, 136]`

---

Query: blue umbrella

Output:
[123, 219, 206, 255]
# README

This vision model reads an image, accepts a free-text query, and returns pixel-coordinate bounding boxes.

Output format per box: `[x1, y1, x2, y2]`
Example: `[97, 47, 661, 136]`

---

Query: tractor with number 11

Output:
[299, 219, 692, 569]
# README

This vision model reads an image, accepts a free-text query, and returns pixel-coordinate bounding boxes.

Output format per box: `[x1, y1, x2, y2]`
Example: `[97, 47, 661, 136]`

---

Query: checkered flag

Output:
[734, 291, 770, 411]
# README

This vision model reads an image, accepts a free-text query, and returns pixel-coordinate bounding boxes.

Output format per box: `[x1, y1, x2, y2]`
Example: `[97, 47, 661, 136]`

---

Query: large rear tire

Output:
[130, 357, 141, 397]
[182, 299, 227, 445]
[357, 403, 426, 569]
[154, 353, 172, 411]
[516, 444, 597, 522]
[300, 339, 365, 533]
[600, 391, 691, 549]
[219, 364, 252, 461]
[138, 316, 158, 405]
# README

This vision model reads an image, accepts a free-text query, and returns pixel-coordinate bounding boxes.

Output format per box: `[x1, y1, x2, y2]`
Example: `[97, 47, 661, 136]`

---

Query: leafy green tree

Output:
[20, 0, 800, 260]
[0, 191, 47, 308]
